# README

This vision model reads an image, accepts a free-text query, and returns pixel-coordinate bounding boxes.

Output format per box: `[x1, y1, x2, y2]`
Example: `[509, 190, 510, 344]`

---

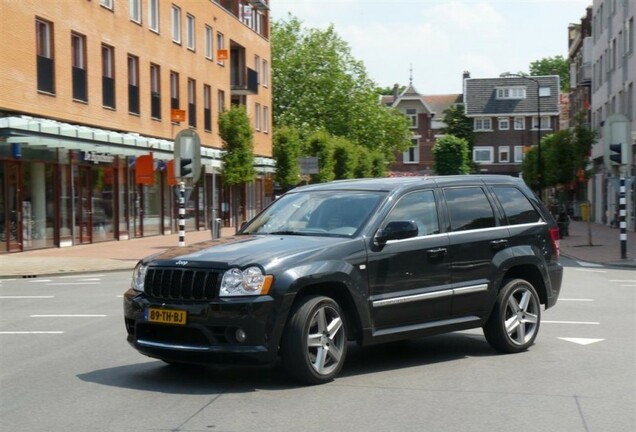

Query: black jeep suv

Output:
[124, 175, 563, 384]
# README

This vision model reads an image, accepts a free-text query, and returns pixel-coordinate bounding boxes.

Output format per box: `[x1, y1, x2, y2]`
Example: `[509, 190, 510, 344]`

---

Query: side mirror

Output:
[374, 220, 418, 245]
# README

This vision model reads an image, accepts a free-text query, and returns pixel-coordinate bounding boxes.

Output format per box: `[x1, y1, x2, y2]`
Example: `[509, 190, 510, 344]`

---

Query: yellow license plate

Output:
[145, 307, 187, 325]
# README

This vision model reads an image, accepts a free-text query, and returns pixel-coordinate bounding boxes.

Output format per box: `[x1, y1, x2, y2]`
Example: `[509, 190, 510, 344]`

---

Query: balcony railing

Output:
[231, 67, 258, 95]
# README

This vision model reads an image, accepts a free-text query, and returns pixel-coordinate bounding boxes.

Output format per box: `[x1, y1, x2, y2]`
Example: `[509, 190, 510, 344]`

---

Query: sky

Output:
[269, 0, 592, 95]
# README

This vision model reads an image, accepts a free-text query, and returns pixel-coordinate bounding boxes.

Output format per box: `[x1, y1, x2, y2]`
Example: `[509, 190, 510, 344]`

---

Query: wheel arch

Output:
[500, 264, 548, 306]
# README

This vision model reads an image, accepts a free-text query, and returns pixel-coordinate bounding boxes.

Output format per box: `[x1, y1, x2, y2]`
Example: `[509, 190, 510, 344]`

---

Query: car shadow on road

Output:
[77, 331, 497, 393]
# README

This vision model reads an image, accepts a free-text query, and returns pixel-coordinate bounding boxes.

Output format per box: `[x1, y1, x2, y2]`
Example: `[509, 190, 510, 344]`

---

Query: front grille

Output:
[145, 268, 219, 301]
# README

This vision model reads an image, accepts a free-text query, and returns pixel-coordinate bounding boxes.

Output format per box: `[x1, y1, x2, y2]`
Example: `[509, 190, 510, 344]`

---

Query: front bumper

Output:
[123, 289, 286, 365]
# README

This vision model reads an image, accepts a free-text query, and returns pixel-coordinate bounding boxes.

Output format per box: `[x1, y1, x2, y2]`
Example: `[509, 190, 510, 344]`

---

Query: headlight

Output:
[131, 261, 148, 292]
[220, 266, 273, 297]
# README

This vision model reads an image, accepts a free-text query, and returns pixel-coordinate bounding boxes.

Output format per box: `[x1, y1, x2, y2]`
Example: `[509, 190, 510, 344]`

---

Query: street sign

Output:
[298, 156, 319, 175]
[174, 129, 202, 183]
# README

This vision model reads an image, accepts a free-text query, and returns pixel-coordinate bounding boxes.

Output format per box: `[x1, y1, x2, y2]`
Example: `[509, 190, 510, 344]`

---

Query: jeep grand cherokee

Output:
[123, 175, 563, 384]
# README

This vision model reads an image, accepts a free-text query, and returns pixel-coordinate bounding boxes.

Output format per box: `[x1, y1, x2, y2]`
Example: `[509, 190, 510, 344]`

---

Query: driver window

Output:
[385, 190, 439, 236]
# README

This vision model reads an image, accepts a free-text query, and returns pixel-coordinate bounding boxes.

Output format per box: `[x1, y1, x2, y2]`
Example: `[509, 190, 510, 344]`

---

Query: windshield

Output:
[241, 190, 385, 237]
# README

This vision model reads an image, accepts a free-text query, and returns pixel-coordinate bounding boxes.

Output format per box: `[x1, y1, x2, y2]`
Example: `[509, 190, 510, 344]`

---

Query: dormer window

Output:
[406, 108, 418, 128]
[496, 86, 526, 99]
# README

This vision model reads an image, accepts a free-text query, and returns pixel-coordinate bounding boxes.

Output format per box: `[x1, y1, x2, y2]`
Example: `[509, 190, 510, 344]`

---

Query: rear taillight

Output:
[549, 227, 560, 259]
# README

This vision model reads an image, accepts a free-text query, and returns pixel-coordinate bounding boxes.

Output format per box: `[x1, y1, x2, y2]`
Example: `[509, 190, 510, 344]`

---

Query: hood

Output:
[148, 235, 354, 269]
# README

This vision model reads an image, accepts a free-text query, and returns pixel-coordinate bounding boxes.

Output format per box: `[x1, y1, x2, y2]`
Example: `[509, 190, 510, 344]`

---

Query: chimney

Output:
[392, 83, 399, 99]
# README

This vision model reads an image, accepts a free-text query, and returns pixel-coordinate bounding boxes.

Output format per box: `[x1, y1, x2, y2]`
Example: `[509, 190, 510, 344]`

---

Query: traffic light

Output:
[179, 158, 193, 178]
[608, 143, 625, 165]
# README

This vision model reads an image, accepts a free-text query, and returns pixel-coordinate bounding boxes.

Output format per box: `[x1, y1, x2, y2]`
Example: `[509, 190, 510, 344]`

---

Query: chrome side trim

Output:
[137, 339, 209, 351]
[372, 283, 489, 308]
[453, 284, 488, 295]
[373, 289, 452, 307]
[447, 221, 546, 236]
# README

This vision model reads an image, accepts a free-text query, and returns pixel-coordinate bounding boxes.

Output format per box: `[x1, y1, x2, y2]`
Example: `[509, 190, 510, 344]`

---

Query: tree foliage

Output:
[528, 55, 569, 92]
[432, 135, 470, 175]
[272, 126, 302, 191]
[219, 106, 255, 185]
[441, 104, 475, 148]
[271, 15, 411, 161]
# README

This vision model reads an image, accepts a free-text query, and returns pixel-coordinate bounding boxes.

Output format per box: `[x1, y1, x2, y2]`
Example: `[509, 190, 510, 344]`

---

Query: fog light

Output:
[235, 328, 247, 343]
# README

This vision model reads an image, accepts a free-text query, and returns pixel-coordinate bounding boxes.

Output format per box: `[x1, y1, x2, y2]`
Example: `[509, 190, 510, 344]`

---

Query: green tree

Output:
[370, 151, 388, 177]
[432, 135, 470, 175]
[528, 55, 569, 92]
[305, 130, 335, 183]
[219, 106, 255, 229]
[441, 104, 475, 148]
[332, 138, 357, 180]
[272, 126, 302, 191]
[354, 146, 373, 178]
[521, 146, 539, 190]
[271, 15, 411, 160]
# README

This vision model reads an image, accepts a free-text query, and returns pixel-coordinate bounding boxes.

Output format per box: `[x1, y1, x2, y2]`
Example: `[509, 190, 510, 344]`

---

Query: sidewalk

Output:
[0, 222, 634, 278]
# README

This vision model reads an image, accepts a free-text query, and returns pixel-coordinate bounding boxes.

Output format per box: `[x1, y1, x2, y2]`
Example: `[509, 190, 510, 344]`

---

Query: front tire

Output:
[483, 279, 541, 353]
[281, 296, 348, 385]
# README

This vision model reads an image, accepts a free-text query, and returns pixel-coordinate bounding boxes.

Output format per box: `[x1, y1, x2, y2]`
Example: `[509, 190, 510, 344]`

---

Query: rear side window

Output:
[493, 187, 542, 225]
[445, 187, 496, 231]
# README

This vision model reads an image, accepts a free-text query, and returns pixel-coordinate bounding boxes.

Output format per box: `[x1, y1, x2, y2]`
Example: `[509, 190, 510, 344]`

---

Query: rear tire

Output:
[281, 296, 347, 385]
[483, 279, 541, 353]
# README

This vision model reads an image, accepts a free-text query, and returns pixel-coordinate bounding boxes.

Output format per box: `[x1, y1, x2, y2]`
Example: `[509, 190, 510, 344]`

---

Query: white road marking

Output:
[559, 298, 595, 302]
[558, 337, 605, 345]
[115, 295, 124, 298]
[0, 296, 55, 299]
[609, 280, 636, 282]
[573, 268, 607, 273]
[576, 261, 603, 268]
[0, 331, 64, 334]
[58, 274, 105, 279]
[30, 314, 107, 318]
[28, 279, 52, 283]
[543, 320, 600, 325]
[45, 282, 101, 286]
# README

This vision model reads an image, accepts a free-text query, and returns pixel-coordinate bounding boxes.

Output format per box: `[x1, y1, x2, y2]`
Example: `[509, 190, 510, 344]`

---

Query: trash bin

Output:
[210, 218, 222, 239]
[580, 202, 589, 222]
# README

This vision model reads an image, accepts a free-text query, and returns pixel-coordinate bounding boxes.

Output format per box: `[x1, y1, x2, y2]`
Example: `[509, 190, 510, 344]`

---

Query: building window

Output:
[263, 106, 269, 133]
[498, 118, 509, 130]
[186, 14, 195, 50]
[188, 78, 196, 127]
[36, 18, 55, 94]
[130, 0, 141, 23]
[498, 146, 510, 163]
[403, 138, 419, 163]
[128, 55, 140, 114]
[203, 84, 212, 131]
[170, 71, 179, 109]
[626, 18, 634, 55]
[254, 54, 260, 84]
[474, 118, 492, 131]
[532, 116, 550, 130]
[218, 89, 225, 113]
[514, 146, 524, 163]
[71, 32, 87, 101]
[148, 0, 159, 32]
[217, 32, 225, 65]
[496, 87, 526, 99]
[514, 116, 525, 130]
[100, 0, 113, 10]
[473, 146, 493, 163]
[262, 59, 269, 87]
[205, 25, 213, 60]
[101, 44, 115, 108]
[255, 103, 261, 130]
[171, 5, 181, 44]
[406, 109, 418, 128]
[150, 63, 161, 119]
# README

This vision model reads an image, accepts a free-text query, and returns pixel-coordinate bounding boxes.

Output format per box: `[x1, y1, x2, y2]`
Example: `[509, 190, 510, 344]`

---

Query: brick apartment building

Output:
[0, 0, 273, 253]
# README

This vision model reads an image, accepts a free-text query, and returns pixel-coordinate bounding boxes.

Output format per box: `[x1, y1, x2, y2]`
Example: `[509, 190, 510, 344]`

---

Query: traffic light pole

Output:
[618, 170, 627, 259]
[178, 181, 186, 247]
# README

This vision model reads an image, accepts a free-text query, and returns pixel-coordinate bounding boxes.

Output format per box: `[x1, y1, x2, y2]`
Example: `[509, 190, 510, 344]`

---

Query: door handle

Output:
[427, 247, 447, 258]
[490, 239, 508, 250]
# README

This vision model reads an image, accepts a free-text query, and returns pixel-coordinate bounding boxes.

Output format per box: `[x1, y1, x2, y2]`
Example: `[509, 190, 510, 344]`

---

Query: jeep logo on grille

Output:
[175, 260, 189, 266]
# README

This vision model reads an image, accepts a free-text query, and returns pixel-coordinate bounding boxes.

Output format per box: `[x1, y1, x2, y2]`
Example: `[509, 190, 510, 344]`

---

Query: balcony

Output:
[231, 67, 258, 95]
[578, 63, 592, 86]
[248, 0, 269, 10]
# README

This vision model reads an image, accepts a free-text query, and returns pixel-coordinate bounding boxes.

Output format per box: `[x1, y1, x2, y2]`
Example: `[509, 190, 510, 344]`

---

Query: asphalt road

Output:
[1, 261, 634, 432]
